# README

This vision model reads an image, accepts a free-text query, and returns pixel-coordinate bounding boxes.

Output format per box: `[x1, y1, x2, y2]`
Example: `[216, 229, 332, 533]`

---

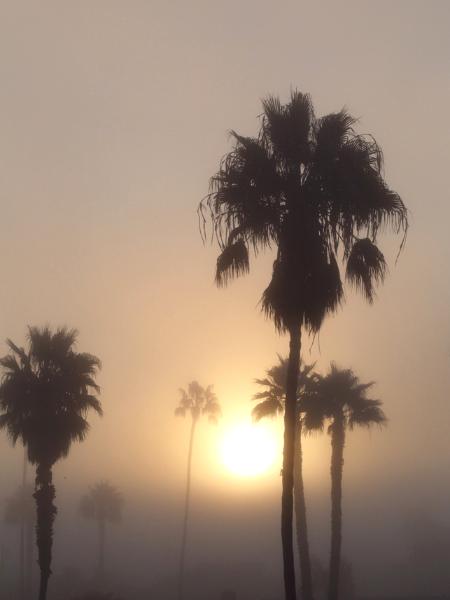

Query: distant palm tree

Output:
[200, 90, 407, 600]
[4, 483, 35, 600]
[252, 355, 317, 600]
[80, 481, 124, 580]
[175, 381, 221, 600]
[0, 326, 102, 600]
[304, 364, 386, 600]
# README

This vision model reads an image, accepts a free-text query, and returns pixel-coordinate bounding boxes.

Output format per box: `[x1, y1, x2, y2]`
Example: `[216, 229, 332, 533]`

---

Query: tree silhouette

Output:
[175, 381, 221, 600]
[304, 364, 386, 600]
[0, 326, 102, 600]
[80, 481, 124, 581]
[200, 90, 407, 600]
[252, 355, 317, 600]
[4, 483, 35, 599]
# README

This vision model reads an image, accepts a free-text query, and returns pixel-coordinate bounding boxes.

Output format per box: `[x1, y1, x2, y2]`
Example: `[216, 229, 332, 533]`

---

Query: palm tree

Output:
[4, 483, 35, 600]
[200, 90, 407, 600]
[0, 326, 102, 600]
[252, 355, 317, 600]
[80, 481, 124, 580]
[304, 364, 386, 600]
[175, 381, 221, 600]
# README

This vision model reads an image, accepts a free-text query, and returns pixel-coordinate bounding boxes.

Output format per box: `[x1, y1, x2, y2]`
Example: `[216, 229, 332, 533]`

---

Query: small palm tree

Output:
[175, 381, 221, 600]
[252, 355, 317, 600]
[304, 364, 386, 600]
[4, 483, 35, 600]
[200, 90, 407, 600]
[0, 326, 102, 600]
[80, 482, 124, 580]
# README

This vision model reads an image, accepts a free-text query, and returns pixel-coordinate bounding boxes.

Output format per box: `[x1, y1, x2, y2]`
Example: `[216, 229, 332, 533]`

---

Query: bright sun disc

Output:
[220, 422, 278, 477]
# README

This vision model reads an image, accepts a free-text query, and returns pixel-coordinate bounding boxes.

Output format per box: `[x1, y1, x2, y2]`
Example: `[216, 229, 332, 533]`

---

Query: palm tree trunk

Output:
[26, 520, 33, 600]
[328, 417, 345, 600]
[34, 461, 57, 600]
[98, 518, 106, 581]
[177, 416, 197, 600]
[282, 323, 301, 600]
[294, 419, 314, 600]
[20, 498, 25, 600]
[20, 446, 27, 600]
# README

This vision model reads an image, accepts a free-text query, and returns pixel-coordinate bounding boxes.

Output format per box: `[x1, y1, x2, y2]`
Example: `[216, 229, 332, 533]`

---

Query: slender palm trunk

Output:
[19, 499, 25, 600]
[26, 520, 33, 600]
[34, 462, 57, 600]
[282, 323, 301, 600]
[98, 518, 106, 581]
[20, 446, 27, 600]
[177, 416, 197, 600]
[328, 416, 345, 600]
[294, 419, 314, 600]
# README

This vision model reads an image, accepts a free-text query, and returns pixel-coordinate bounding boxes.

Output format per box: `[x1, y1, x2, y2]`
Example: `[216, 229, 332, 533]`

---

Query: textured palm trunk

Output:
[98, 518, 106, 581]
[328, 416, 345, 600]
[34, 462, 57, 600]
[281, 323, 301, 600]
[294, 419, 314, 600]
[177, 416, 197, 600]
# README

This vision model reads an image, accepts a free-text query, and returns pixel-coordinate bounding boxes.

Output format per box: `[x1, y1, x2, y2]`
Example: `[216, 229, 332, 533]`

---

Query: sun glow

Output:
[220, 421, 279, 477]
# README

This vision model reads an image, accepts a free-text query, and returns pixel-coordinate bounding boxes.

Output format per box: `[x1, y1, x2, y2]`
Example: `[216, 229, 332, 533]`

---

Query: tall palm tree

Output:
[0, 326, 102, 600]
[4, 483, 35, 600]
[80, 481, 124, 580]
[200, 90, 407, 600]
[252, 355, 317, 600]
[175, 381, 221, 600]
[304, 364, 386, 600]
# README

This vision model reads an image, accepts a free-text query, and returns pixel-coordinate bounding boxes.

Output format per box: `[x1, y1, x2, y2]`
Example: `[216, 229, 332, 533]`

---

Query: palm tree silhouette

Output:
[0, 326, 102, 600]
[4, 482, 35, 599]
[200, 90, 407, 600]
[304, 364, 386, 600]
[252, 355, 317, 600]
[80, 481, 124, 581]
[175, 381, 221, 600]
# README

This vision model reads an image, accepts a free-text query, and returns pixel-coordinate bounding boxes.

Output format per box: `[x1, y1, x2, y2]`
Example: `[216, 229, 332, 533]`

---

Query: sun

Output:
[220, 421, 279, 477]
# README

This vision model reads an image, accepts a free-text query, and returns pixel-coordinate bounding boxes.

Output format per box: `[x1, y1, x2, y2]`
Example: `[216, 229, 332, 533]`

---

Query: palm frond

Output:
[215, 239, 249, 287]
[252, 398, 283, 421]
[348, 398, 387, 430]
[346, 238, 387, 302]
[262, 90, 314, 165]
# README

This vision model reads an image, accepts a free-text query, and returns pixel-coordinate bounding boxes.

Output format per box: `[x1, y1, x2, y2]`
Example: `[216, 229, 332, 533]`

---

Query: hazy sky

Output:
[0, 1, 449, 596]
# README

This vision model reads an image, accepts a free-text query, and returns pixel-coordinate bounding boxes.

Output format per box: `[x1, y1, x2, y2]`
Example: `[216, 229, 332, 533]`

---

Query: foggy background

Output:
[0, 1, 449, 597]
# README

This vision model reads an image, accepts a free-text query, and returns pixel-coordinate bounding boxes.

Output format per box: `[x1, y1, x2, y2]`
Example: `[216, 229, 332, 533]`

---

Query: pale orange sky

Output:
[0, 0, 448, 541]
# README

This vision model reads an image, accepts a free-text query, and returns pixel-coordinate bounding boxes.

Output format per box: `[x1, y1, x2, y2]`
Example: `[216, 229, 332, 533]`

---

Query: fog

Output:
[0, 1, 449, 599]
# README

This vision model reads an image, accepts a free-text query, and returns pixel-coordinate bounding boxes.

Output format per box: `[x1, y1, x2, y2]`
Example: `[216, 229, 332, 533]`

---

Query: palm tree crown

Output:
[175, 381, 221, 423]
[200, 90, 408, 331]
[252, 355, 316, 421]
[0, 326, 102, 466]
[80, 482, 123, 525]
[303, 363, 387, 431]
